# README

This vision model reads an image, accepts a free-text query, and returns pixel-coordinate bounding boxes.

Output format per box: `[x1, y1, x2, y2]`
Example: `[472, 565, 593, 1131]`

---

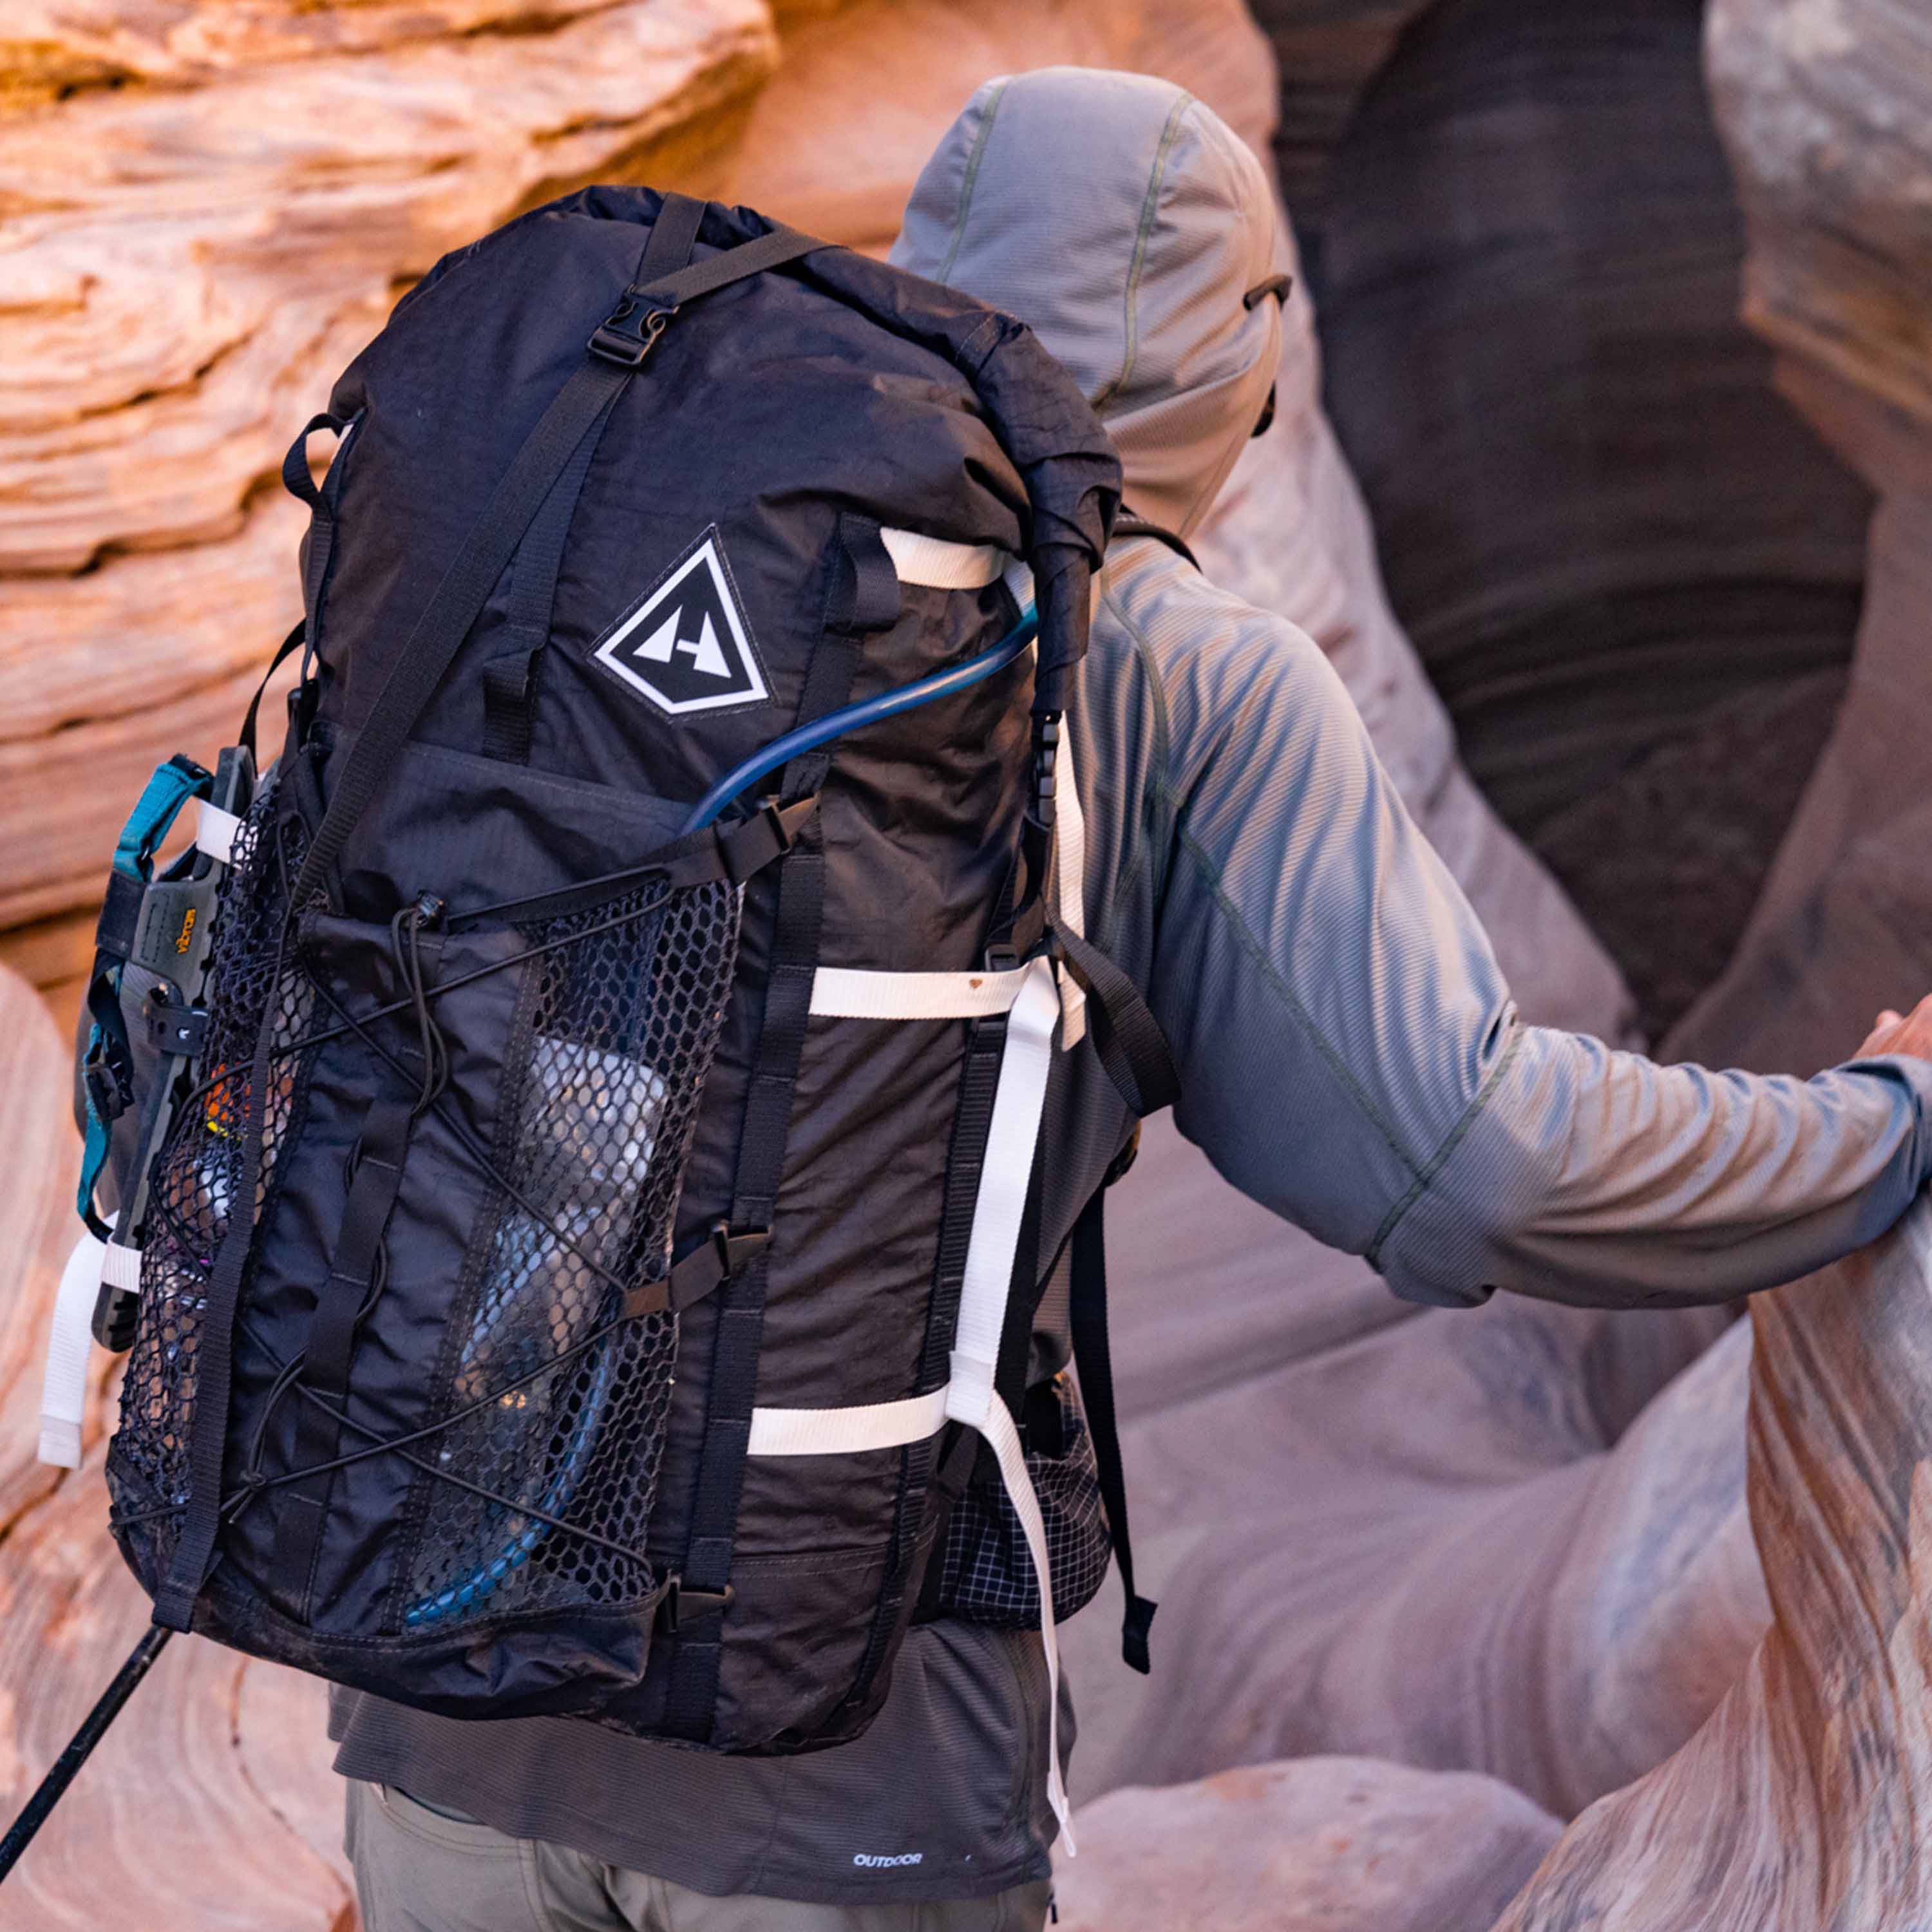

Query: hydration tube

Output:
[681, 607, 1039, 835]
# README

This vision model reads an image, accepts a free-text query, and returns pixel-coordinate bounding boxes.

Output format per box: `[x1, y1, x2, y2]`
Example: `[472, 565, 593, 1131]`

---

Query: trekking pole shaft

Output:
[0, 1625, 173, 1885]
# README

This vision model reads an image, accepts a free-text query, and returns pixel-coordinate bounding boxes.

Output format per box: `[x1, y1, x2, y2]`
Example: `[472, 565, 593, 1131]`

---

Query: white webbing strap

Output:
[940, 956, 1075, 1850]
[880, 529, 1010, 590]
[196, 799, 242, 866]
[746, 1386, 950, 1457]
[808, 966, 1031, 1021]
[39, 1225, 122, 1468]
[1054, 715, 1088, 1050]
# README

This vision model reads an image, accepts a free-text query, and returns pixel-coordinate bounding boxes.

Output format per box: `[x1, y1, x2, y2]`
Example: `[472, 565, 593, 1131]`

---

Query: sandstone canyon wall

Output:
[0, 0, 1281, 1030]
[4, 1, 1931, 1929]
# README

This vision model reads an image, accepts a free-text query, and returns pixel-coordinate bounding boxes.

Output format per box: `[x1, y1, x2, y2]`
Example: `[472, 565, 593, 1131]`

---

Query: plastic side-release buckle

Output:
[589, 294, 675, 368]
[717, 797, 818, 886]
[639, 1221, 772, 1318]
[656, 1575, 734, 1636]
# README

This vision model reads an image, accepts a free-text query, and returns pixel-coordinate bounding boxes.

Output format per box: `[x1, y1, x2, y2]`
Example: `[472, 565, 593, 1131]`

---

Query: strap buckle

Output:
[719, 797, 815, 884]
[82, 1032, 133, 1128]
[656, 1575, 734, 1635]
[589, 296, 674, 368]
[144, 985, 208, 1059]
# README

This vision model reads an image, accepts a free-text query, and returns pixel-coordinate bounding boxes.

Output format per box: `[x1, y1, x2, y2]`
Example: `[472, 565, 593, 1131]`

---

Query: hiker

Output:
[327, 67, 1932, 1932]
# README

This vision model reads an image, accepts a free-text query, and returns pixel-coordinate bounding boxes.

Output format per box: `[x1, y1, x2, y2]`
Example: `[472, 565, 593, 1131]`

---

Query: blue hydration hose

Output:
[681, 607, 1038, 835]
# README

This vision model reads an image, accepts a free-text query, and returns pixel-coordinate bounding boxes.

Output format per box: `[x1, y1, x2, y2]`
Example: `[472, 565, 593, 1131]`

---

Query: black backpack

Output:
[60, 189, 1175, 1841]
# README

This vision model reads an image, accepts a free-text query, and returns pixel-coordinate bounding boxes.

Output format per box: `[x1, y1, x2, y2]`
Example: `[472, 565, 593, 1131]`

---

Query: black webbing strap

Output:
[1054, 924, 1180, 1117]
[283, 412, 352, 651]
[491, 189, 693, 753]
[659, 840, 829, 1738]
[1068, 1184, 1157, 1672]
[636, 225, 823, 311]
[485, 393, 612, 764]
[271, 1094, 415, 1615]
[636, 191, 707, 281]
[480, 651, 542, 762]
[660, 520, 886, 1740]
[591, 226, 829, 368]
[241, 620, 307, 762]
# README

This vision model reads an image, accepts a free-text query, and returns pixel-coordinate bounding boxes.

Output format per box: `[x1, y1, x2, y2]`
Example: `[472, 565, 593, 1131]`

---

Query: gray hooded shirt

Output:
[332, 69, 1932, 1902]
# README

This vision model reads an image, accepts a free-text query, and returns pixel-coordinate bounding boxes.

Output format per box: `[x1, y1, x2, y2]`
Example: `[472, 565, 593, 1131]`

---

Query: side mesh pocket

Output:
[937, 1370, 1112, 1628]
[108, 786, 316, 1582]
[399, 876, 741, 1631]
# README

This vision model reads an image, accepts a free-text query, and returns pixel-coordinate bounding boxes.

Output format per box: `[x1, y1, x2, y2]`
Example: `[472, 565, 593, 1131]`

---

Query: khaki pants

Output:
[345, 1782, 1054, 1932]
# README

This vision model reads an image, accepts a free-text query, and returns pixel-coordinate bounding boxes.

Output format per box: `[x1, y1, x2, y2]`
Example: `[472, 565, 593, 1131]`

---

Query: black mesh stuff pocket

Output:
[399, 877, 741, 1633]
[108, 786, 316, 1580]
[938, 1371, 1113, 1628]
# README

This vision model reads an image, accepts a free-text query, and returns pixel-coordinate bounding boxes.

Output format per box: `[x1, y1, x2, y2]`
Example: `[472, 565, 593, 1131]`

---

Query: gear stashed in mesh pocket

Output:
[399, 877, 741, 1632]
[108, 786, 316, 1584]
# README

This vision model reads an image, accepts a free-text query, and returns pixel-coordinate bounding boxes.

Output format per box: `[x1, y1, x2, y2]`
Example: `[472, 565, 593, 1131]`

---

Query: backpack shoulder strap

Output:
[1110, 509, 1197, 569]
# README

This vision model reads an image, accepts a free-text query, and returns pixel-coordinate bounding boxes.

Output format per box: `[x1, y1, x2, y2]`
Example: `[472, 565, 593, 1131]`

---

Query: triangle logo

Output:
[590, 526, 771, 717]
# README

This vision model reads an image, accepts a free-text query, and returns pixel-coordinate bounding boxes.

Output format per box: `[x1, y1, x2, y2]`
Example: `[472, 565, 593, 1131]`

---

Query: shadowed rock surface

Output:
[1668, 0, 1932, 1077]
[1311, 0, 1872, 1039]
[1061, 1117, 1754, 1822]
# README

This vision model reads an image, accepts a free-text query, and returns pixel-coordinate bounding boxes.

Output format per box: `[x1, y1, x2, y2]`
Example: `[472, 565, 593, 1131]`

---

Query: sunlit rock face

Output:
[1302, 0, 1873, 1042]
[0, 0, 1274, 1026]
[1669, 0, 1932, 1076]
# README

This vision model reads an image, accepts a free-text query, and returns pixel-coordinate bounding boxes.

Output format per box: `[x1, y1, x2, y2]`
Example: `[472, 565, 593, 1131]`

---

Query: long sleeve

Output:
[1081, 554, 1932, 1311]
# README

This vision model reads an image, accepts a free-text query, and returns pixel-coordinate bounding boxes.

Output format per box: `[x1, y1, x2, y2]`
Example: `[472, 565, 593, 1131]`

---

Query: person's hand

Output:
[1857, 993, 1932, 1061]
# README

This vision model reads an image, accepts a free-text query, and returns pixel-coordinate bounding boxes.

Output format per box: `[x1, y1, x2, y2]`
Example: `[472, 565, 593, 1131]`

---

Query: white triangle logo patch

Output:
[591, 527, 770, 717]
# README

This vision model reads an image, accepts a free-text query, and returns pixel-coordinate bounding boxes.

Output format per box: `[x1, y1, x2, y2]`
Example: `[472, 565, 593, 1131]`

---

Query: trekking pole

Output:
[0, 1625, 173, 1885]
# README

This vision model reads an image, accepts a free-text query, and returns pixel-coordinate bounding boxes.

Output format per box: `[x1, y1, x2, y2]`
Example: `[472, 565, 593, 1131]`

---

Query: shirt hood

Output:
[891, 68, 1283, 539]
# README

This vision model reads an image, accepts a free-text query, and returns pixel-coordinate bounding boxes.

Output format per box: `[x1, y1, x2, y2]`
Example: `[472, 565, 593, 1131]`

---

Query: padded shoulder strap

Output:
[1110, 509, 1197, 569]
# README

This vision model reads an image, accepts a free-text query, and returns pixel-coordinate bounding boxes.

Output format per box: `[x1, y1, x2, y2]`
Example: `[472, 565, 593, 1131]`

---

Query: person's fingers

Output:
[1858, 1009, 1908, 1057]
[1863, 993, 1932, 1063]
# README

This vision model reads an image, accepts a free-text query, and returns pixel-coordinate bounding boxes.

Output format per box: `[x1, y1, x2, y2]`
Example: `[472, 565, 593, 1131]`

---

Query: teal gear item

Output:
[77, 755, 213, 1232]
